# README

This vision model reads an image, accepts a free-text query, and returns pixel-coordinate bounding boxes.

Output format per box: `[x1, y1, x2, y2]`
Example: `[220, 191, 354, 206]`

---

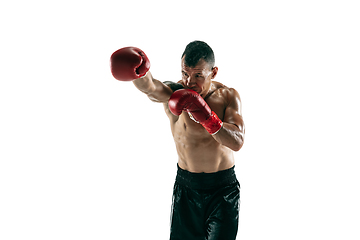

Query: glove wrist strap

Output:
[201, 111, 223, 135]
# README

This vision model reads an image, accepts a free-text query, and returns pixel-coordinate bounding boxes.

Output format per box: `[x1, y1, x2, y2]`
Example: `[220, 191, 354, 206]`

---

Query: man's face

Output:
[181, 57, 218, 98]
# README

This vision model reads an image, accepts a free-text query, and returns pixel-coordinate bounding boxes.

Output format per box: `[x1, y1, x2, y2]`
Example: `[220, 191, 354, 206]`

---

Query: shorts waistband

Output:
[175, 164, 238, 190]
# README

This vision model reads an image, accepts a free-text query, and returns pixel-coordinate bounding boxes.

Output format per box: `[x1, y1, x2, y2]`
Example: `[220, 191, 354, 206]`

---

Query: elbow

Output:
[233, 126, 245, 152]
[232, 133, 244, 152]
[215, 124, 245, 152]
[232, 142, 243, 152]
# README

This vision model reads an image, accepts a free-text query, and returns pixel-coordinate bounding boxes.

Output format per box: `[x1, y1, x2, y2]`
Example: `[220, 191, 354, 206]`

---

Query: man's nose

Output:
[186, 76, 196, 87]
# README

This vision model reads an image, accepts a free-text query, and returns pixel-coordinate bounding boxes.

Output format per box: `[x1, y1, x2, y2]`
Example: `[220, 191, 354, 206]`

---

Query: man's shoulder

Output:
[209, 82, 241, 111]
[212, 81, 233, 90]
[212, 81, 239, 99]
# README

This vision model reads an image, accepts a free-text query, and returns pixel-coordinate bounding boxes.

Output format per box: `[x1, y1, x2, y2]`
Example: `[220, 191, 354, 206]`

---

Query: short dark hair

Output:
[181, 41, 215, 68]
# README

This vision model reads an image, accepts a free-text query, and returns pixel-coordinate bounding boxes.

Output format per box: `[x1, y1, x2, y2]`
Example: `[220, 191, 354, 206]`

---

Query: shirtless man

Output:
[110, 41, 245, 240]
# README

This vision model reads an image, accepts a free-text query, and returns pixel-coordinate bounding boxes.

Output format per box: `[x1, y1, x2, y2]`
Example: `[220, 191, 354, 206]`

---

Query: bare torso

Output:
[164, 81, 235, 173]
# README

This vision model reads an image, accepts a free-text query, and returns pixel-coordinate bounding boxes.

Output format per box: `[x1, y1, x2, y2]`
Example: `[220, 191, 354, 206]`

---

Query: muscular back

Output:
[164, 81, 238, 173]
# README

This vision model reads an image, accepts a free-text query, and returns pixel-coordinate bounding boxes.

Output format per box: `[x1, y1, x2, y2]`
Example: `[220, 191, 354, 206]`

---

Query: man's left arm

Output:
[212, 88, 245, 152]
[168, 88, 245, 151]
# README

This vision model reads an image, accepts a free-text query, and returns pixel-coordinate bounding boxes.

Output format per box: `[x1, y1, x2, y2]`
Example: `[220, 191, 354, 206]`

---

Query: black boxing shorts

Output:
[170, 164, 240, 240]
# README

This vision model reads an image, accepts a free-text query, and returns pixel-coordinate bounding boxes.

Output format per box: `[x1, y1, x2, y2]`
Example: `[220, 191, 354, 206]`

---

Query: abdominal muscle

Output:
[172, 113, 235, 173]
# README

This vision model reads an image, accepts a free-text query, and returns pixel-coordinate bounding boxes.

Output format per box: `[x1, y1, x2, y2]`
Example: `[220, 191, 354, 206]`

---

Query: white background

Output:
[1, 0, 359, 239]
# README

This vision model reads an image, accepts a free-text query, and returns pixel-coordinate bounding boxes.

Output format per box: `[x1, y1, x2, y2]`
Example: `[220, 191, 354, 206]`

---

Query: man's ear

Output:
[211, 67, 219, 79]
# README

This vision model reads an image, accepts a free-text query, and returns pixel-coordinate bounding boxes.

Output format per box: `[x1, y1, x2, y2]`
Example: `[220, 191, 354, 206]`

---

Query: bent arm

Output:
[133, 71, 173, 103]
[212, 89, 245, 151]
[212, 120, 244, 152]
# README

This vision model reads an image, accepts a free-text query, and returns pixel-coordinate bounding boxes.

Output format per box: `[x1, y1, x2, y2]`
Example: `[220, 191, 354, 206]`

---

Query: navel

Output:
[184, 123, 187, 131]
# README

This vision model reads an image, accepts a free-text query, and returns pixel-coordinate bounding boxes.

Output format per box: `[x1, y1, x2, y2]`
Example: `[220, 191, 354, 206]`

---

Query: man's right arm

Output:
[110, 46, 176, 104]
[133, 71, 173, 103]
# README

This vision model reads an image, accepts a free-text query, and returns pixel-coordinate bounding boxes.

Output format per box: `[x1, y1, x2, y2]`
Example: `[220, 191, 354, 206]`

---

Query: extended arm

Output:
[133, 72, 173, 103]
[110, 46, 173, 103]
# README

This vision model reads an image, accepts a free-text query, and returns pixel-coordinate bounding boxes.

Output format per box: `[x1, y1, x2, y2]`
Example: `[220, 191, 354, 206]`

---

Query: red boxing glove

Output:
[168, 89, 223, 135]
[110, 47, 150, 81]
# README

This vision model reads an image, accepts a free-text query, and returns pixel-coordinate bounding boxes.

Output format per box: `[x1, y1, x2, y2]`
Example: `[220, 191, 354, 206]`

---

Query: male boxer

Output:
[110, 41, 245, 240]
